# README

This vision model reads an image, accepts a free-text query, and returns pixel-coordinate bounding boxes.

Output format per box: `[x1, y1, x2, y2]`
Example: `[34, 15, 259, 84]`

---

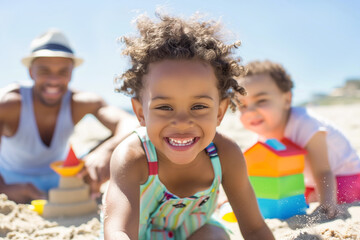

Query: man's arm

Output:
[0, 85, 45, 203]
[84, 104, 137, 183]
[72, 91, 138, 193]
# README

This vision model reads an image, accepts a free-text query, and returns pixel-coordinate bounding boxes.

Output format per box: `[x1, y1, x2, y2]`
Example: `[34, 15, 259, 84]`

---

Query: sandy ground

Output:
[1, 104, 360, 239]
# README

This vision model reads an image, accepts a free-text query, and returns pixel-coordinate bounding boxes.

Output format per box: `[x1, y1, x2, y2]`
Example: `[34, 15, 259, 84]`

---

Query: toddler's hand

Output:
[319, 202, 339, 219]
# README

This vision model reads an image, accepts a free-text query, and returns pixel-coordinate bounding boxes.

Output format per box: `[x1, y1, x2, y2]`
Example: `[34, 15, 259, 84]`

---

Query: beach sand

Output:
[1, 104, 360, 239]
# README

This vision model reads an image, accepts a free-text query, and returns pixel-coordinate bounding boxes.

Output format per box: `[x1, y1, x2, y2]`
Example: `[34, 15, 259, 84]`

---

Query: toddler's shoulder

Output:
[213, 131, 240, 149]
[287, 106, 321, 132]
[213, 132, 244, 160]
[113, 132, 146, 162]
[213, 132, 247, 178]
[111, 131, 148, 183]
[290, 106, 317, 122]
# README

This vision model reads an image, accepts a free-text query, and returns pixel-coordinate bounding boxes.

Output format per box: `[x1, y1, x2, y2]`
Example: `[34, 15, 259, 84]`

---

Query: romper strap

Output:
[205, 142, 222, 182]
[205, 142, 218, 157]
[134, 127, 158, 175]
[148, 162, 158, 175]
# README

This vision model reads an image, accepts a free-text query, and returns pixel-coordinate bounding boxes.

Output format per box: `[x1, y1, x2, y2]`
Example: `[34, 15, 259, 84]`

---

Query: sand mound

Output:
[0, 194, 101, 240]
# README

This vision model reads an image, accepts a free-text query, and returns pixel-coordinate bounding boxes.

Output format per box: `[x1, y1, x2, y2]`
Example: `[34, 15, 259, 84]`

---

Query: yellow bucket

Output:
[31, 199, 48, 215]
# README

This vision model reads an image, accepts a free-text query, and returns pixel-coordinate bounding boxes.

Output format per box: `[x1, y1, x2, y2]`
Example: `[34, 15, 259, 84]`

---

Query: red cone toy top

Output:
[63, 146, 80, 167]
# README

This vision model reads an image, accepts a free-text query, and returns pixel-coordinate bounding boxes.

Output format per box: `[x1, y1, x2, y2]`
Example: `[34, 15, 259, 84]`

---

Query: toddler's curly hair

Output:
[114, 12, 246, 111]
[244, 60, 294, 92]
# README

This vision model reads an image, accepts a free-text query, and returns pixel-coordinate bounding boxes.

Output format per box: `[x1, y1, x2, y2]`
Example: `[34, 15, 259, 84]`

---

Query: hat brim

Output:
[21, 50, 84, 68]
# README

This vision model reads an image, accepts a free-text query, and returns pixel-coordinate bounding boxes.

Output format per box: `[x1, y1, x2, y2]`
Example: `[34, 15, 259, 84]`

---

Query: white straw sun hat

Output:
[21, 29, 84, 68]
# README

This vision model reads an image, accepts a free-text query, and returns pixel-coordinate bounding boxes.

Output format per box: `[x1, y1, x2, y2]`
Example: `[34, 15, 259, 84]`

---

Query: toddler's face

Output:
[236, 74, 291, 139]
[132, 59, 228, 165]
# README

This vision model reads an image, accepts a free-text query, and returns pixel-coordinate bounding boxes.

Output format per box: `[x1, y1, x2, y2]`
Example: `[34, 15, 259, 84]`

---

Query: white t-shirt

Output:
[284, 107, 360, 187]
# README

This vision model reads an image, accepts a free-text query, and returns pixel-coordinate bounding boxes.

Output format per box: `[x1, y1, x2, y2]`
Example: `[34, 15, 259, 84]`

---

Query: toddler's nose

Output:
[171, 112, 193, 129]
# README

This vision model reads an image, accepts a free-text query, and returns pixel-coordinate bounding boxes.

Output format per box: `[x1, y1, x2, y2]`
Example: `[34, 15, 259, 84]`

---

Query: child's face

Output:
[132, 59, 228, 165]
[236, 73, 291, 139]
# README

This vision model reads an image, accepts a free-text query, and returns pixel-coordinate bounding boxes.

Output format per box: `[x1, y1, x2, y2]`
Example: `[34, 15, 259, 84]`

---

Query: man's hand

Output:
[1, 183, 45, 204]
[77, 148, 111, 198]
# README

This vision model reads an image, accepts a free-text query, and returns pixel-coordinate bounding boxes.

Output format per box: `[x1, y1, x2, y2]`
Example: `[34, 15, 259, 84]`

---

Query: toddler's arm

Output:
[103, 134, 148, 240]
[305, 131, 338, 218]
[214, 133, 275, 240]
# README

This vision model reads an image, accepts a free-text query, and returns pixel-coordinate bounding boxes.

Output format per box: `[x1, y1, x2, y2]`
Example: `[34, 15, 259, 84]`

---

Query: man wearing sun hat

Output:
[21, 29, 84, 68]
[0, 29, 136, 203]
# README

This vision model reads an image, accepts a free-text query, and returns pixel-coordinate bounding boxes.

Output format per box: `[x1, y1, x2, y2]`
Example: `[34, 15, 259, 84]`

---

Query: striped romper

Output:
[136, 127, 225, 239]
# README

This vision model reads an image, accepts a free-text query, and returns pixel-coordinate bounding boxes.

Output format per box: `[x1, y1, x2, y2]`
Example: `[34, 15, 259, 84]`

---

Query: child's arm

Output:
[214, 133, 275, 240]
[103, 134, 148, 240]
[305, 131, 338, 218]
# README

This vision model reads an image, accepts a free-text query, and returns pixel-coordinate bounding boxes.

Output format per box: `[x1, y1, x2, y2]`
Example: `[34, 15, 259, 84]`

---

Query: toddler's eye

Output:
[191, 105, 208, 110]
[256, 99, 267, 105]
[155, 105, 173, 111]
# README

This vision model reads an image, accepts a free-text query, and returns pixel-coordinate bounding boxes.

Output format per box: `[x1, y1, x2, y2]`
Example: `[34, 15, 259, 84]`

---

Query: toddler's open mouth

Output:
[165, 137, 199, 148]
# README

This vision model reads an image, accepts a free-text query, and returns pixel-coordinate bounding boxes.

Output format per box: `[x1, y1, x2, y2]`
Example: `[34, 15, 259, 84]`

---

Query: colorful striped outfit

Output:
[136, 127, 225, 239]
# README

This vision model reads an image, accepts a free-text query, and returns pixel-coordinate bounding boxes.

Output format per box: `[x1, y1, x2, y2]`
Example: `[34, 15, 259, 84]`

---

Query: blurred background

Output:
[1, 0, 360, 111]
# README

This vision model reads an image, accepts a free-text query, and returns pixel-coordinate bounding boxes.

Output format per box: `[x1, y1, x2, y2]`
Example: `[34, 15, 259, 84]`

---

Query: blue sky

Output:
[1, 0, 359, 111]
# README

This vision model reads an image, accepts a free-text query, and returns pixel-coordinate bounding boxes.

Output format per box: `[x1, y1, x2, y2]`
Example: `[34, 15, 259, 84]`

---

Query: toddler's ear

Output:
[217, 98, 229, 126]
[131, 98, 146, 126]
[284, 91, 292, 109]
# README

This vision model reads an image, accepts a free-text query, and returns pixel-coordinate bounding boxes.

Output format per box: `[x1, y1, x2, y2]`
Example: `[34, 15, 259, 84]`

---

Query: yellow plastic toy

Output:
[30, 199, 48, 215]
[220, 202, 237, 222]
[50, 145, 84, 177]
[50, 159, 84, 177]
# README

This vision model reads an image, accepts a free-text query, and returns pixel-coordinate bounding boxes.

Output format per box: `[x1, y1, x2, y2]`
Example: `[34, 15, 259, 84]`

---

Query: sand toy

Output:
[220, 139, 308, 221]
[31, 146, 97, 218]
[245, 139, 308, 219]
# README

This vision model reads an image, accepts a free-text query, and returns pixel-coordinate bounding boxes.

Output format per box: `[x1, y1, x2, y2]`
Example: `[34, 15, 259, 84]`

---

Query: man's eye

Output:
[191, 105, 208, 110]
[59, 71, 71, 77]
[39, 70, 50, 75]
[155, 105, 173, 111]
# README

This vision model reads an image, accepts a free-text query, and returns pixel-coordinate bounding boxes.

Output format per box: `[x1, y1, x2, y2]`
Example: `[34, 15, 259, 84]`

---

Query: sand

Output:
[0, 194, 101, 240]
[1, 104, 360, 239]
